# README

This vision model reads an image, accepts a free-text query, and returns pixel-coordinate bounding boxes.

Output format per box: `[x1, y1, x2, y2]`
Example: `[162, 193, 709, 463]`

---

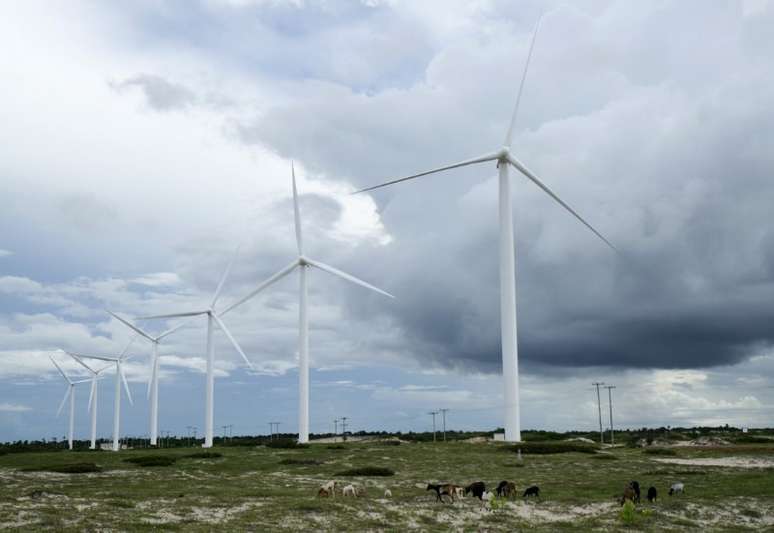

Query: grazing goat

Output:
[465, 481, 487, 500]
[454, 486, 465, 499]
[342, 484, 357, 497]
[426, 483, 457, 503]
[669, 482, 684, 496]
[320, 480, 336, 498]
[317, 488, 330, 498]
[384, 489, 392, 498]
[496, 481, 517, 498]
[620, 484, 636, 506]
[522, 485, 540, 498]
[629, 480, 641, 503]
[647, 486, 657, 503]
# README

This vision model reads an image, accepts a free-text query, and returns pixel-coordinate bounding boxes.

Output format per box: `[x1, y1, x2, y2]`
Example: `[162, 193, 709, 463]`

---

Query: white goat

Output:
[384, 489, 392, 498]
[343, 484, 357, 497]
[321, 480, 336, 498]
[669, 482, 685, 495]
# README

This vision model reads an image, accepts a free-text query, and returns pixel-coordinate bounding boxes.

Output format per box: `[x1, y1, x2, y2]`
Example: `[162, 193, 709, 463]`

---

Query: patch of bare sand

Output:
[653, 457, 774, 468]
[0, 510, 40, 530]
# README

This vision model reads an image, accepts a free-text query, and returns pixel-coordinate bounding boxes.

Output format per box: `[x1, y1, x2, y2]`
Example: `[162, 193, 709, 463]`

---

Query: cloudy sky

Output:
[2, 0, 774, 442]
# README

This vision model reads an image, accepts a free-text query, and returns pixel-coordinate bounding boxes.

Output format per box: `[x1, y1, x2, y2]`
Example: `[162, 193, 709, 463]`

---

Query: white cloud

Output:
[0, 249, 13, 258]
[0, 402, 32, 412]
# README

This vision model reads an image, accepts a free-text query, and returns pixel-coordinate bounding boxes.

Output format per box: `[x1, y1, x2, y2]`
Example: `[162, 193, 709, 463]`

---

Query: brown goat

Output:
[620, 485, 636, 506]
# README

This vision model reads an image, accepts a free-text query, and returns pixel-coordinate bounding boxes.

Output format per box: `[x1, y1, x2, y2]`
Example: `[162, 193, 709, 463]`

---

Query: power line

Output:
[604, 385, 616, 445]
[592, 383, 605, 444]
[428, 411, 439, 442]
[439, 408, 449, 442]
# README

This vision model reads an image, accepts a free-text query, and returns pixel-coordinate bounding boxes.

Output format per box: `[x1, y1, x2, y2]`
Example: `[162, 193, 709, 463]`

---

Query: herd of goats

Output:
[315, 479, 687, 507]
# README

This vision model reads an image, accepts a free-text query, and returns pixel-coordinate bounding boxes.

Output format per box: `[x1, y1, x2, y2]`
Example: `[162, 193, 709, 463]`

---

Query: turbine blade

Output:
[507, 155, 617, 251]
[156, 321, 188, 341]
[352, 152, 500, 194]
[212, 314, 253, 369]
[88, 377, 96, 413]
[137, 310, 209, 320]
[212, 246, 241, 309]
[68, 352, 96, 374]
[67, 353, 117, 363]
[56, 386, 72, 417]
[49, 356, 72, 384]
[504, 15, 542, 147]
[119, 335, 137, 360]
[292, 162, 304, 255]
[146, 352, 157, 401]
[108, 311, 154, 342]
[220, 260, 299, 316]
[305, 258, 394, 298]
[119, 363, 133, 406]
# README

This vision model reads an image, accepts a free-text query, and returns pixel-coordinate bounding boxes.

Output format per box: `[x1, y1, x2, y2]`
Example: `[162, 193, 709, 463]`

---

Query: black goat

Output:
[496, 481, 516, 498]
[629, 481, 641, 503]
[464, 481, 486, 500]
[647, 486, 657, 503]
[522, 485, 540, 498]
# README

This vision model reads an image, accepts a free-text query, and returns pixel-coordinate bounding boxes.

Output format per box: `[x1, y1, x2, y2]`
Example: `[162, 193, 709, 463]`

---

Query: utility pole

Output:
[604, 385, 616, 445]
[192, 426, 198, 446]
[341, 417, 348, 440]
[222, 425, 228, 443]
[186, 426, 194, 447]
[592, 383, 605, 444]
[333, 419, 339, 442]
[428, 411, 438, 442]
[268, 422, 280, 441]
[439, 408, 449, 442]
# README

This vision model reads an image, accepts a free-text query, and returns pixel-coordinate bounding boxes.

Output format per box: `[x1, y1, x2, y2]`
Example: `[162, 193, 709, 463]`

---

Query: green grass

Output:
[0, 439, 773, 531]
[335, 466, 395, 476]
[123, 455, 177, 467]
[20, 462, 102, 473]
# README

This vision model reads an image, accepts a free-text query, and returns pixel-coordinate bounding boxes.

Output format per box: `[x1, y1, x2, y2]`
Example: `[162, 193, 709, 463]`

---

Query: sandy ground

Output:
[653, 457, 774, 468]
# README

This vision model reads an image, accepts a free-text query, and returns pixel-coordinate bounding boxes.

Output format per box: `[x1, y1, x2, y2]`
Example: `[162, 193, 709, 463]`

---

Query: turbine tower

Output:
[68, 353, 111, 449]
[139, 254, 254, 448]
[108, 311, 186, 446]
[354, 18, 615, 442]
[221, 164, 393, 443]
[49, 355, 91, 450]
[67, 337, 136, 451]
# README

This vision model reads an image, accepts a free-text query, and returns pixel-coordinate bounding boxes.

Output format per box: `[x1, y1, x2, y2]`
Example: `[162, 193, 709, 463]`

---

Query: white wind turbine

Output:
[107, 311, 186, 447]
[354, 18, 615, 442]
[68, 353, 114, 450]
[138, 256, 254, 448]
[66, 338, 136, 452]
[50, 355, 91, 450]
[220, 164, 394, 443]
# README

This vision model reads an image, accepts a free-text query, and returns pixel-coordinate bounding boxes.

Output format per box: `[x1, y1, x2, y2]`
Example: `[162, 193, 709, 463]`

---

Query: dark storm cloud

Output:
[233, 1, 774, 375]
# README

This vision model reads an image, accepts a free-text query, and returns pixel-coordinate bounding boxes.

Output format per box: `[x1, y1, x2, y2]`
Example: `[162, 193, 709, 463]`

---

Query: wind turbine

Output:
[49, 356, 91, 450]
[353, 18, 615, 442]
[221, 164, 394, 443]
[138, 255, 254, 448]
[66, 337, 136, 451]
[68, 353, 113, 450]
[107, 311, 186, 447]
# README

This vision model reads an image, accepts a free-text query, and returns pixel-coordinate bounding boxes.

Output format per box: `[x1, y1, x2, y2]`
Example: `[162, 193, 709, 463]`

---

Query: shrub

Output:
[336, 466, 395, 476]
[123, 455, 177, 467]
[265, 439, 309, 449]
[733, 435, 772, 444]
[183, 452, 222, 459]
[279, 459, 324, 465]
[21, 463, 102, 474]
[619, 501, 637, 524]
[505, 442, 596, 455]
[326, 445, 346, 450]
[375, 440, 401, 446]
[642, 448, 677, 456]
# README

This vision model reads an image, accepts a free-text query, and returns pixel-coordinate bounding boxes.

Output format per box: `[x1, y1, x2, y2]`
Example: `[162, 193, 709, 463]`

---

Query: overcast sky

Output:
[2, 0, 773, 443]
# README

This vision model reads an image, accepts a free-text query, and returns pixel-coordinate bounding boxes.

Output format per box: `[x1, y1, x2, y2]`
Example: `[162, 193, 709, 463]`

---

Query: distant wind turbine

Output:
[108, 311, 186, 446]
[354, 17, 615, 442]
[68, 352, 116, 449]
[138, 253, 254, 448]
[49, 355, 91, 450]
[66, 337, 136, 451]
[221, 164, 394, 443]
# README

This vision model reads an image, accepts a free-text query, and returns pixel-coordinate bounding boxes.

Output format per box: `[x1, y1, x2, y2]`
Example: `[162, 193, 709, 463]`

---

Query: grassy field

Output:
[1, 439, 773, 531]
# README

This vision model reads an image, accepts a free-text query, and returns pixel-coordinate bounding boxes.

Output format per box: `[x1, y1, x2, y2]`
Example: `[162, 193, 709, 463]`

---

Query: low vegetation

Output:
[123, 455, 177, 467]
[20, 462, 102, 473]
[335, 466, 395, 476]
